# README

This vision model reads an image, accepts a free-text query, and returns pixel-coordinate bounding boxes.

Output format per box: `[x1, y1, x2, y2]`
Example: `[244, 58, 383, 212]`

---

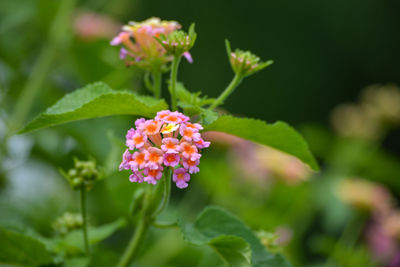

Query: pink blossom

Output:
[135, 117, 146, 128]
[155, 110, 171, 121]
[120, 48, 128, 59]
[126, 129, 147, 150]
[182, 158, 200, 174]
[140, 119, 161, 136]
[119, 149, 133, 170]
[194, 138, 211, 149]
[144, 168, 163, 184]
[180, 125, 201, 142]
[183, 51, 193, 63]
[173, 168, 191, 189]
[164, 111, 185, 124]
[130, 151, 146, 171]
[163, 153, 180, 167]
[110, 32, 130, 46]
[185, 122, 203, 130]
[145, 147, 164, 169]
[161, 137, 180, 153]
[129, 171, 144, 183]
[119, 109, 210, 187]
[180, 142, 201, 161]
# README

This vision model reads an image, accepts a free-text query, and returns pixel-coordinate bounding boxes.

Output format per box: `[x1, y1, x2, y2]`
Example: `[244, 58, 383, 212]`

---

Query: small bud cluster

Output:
[110, 17, 181, 70]
[157, 25, 196, 62]
[119, 110, 210, 189]
[225, 40, 273, 77]
[62, 159, 100, 191]
[52, 212, 83, 235]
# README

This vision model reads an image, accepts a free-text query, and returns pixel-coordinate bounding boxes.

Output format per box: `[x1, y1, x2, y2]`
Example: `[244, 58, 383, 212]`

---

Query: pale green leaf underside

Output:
[19, 82, 168, 133]
[180, 206, 291, 267]
[204, 115, 319, 171]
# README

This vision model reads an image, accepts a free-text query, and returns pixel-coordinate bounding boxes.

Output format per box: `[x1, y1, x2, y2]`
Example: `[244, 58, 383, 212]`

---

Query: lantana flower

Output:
[120, 110, 210, 189]
[110, 17, 181, 70]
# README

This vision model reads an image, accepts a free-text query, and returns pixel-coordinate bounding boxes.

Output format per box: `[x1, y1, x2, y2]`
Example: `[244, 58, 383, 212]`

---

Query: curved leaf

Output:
[0, 227, 53, 266]
[204, 115, 319, 171]
[180, 206, 291, 267]
[19, 82, 168, 133]
[209, 235, 252, 267]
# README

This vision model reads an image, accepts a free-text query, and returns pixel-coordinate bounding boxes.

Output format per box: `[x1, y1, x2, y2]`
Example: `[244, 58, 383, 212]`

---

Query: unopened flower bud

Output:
[53, 212, 83, 235]
[225, 39, 273, 77]
[61, 158, 100, 191]
[157, 24, 196, 62]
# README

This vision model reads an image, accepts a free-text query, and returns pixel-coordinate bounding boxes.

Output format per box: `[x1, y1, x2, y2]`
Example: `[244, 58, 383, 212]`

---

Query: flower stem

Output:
[152, 71, 162, 99]
[117, 170, 173, 267]
[208, 74, 243, 110]
[153, 168, 172, 217]
[116, 213, 149, 267]
[169, 56, 181, 111]
[80, 187, 90, 255]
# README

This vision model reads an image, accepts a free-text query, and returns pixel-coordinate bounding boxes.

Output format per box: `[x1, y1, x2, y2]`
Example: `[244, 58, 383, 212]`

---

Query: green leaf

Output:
[19, 82, 168, 133]
[209, 235, 252, 267]
[0, 227, 53, 266]
[180, 206, 291, 267]
[176, 82, 215, 107]
[50, 218, 126, 254]
[204, 115, 319, 171]
[64, 257, 90, 267]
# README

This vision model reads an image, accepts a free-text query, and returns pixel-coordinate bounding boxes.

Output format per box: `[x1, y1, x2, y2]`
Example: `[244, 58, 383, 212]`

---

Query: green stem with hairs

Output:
[117, 170, 173, 267]
[169, 56, 181, 111]
[152, 71, 162, 99]
[80, 187, 90, 255]
[208, 73, 243, 110]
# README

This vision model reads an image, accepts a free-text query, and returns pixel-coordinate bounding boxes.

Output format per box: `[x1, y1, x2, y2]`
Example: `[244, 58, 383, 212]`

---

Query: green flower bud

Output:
[157, 23, 196, 59]
[61, 157, 100, 191]
[53, 212, 83, 235]
[225, 39, 273, 77]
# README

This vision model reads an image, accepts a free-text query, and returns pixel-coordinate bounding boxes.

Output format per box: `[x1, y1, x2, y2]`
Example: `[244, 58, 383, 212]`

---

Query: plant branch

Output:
[208, 73, 243, 110]
[152, 71, 162, 99]
[169, 56, 181, 110]
[80, 187, 90, 255]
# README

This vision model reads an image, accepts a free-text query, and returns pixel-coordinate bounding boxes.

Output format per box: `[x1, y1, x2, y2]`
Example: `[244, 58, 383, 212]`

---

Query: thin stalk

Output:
[169, 56, 181, 111]
[208, 74, 243, 110]
[80, 187, 90, 255]
[9, 0, 76, 133]
[117, 186, 153, 267]
[117, 170, 173, 267]
[117, 213, 149, 267]
[152, 71, 162, 99]
[153, 168, 172, 217]
[324, 212, 365, 267]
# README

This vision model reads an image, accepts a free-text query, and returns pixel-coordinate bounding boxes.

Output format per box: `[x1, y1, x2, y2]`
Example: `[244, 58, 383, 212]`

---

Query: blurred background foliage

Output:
[1, 0, 400, 266]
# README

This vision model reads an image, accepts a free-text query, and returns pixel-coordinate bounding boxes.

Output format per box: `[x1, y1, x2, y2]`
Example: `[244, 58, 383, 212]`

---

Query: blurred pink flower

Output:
[74, 11, 120, 41]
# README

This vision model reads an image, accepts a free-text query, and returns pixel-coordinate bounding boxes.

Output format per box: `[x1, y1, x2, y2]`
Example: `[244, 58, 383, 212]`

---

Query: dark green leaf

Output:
[180, 206, 291, 267]
[64, 257, 90, 267]
[204, 115, 319, 171]
[0, 227, 53, 266]
[19, 82, 168, 133]
[176, 82, 215, 107]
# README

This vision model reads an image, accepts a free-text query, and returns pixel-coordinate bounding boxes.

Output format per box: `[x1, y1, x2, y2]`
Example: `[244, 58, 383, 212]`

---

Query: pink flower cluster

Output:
[119, 110, 210, 189]
[110, 17, 193, 68]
